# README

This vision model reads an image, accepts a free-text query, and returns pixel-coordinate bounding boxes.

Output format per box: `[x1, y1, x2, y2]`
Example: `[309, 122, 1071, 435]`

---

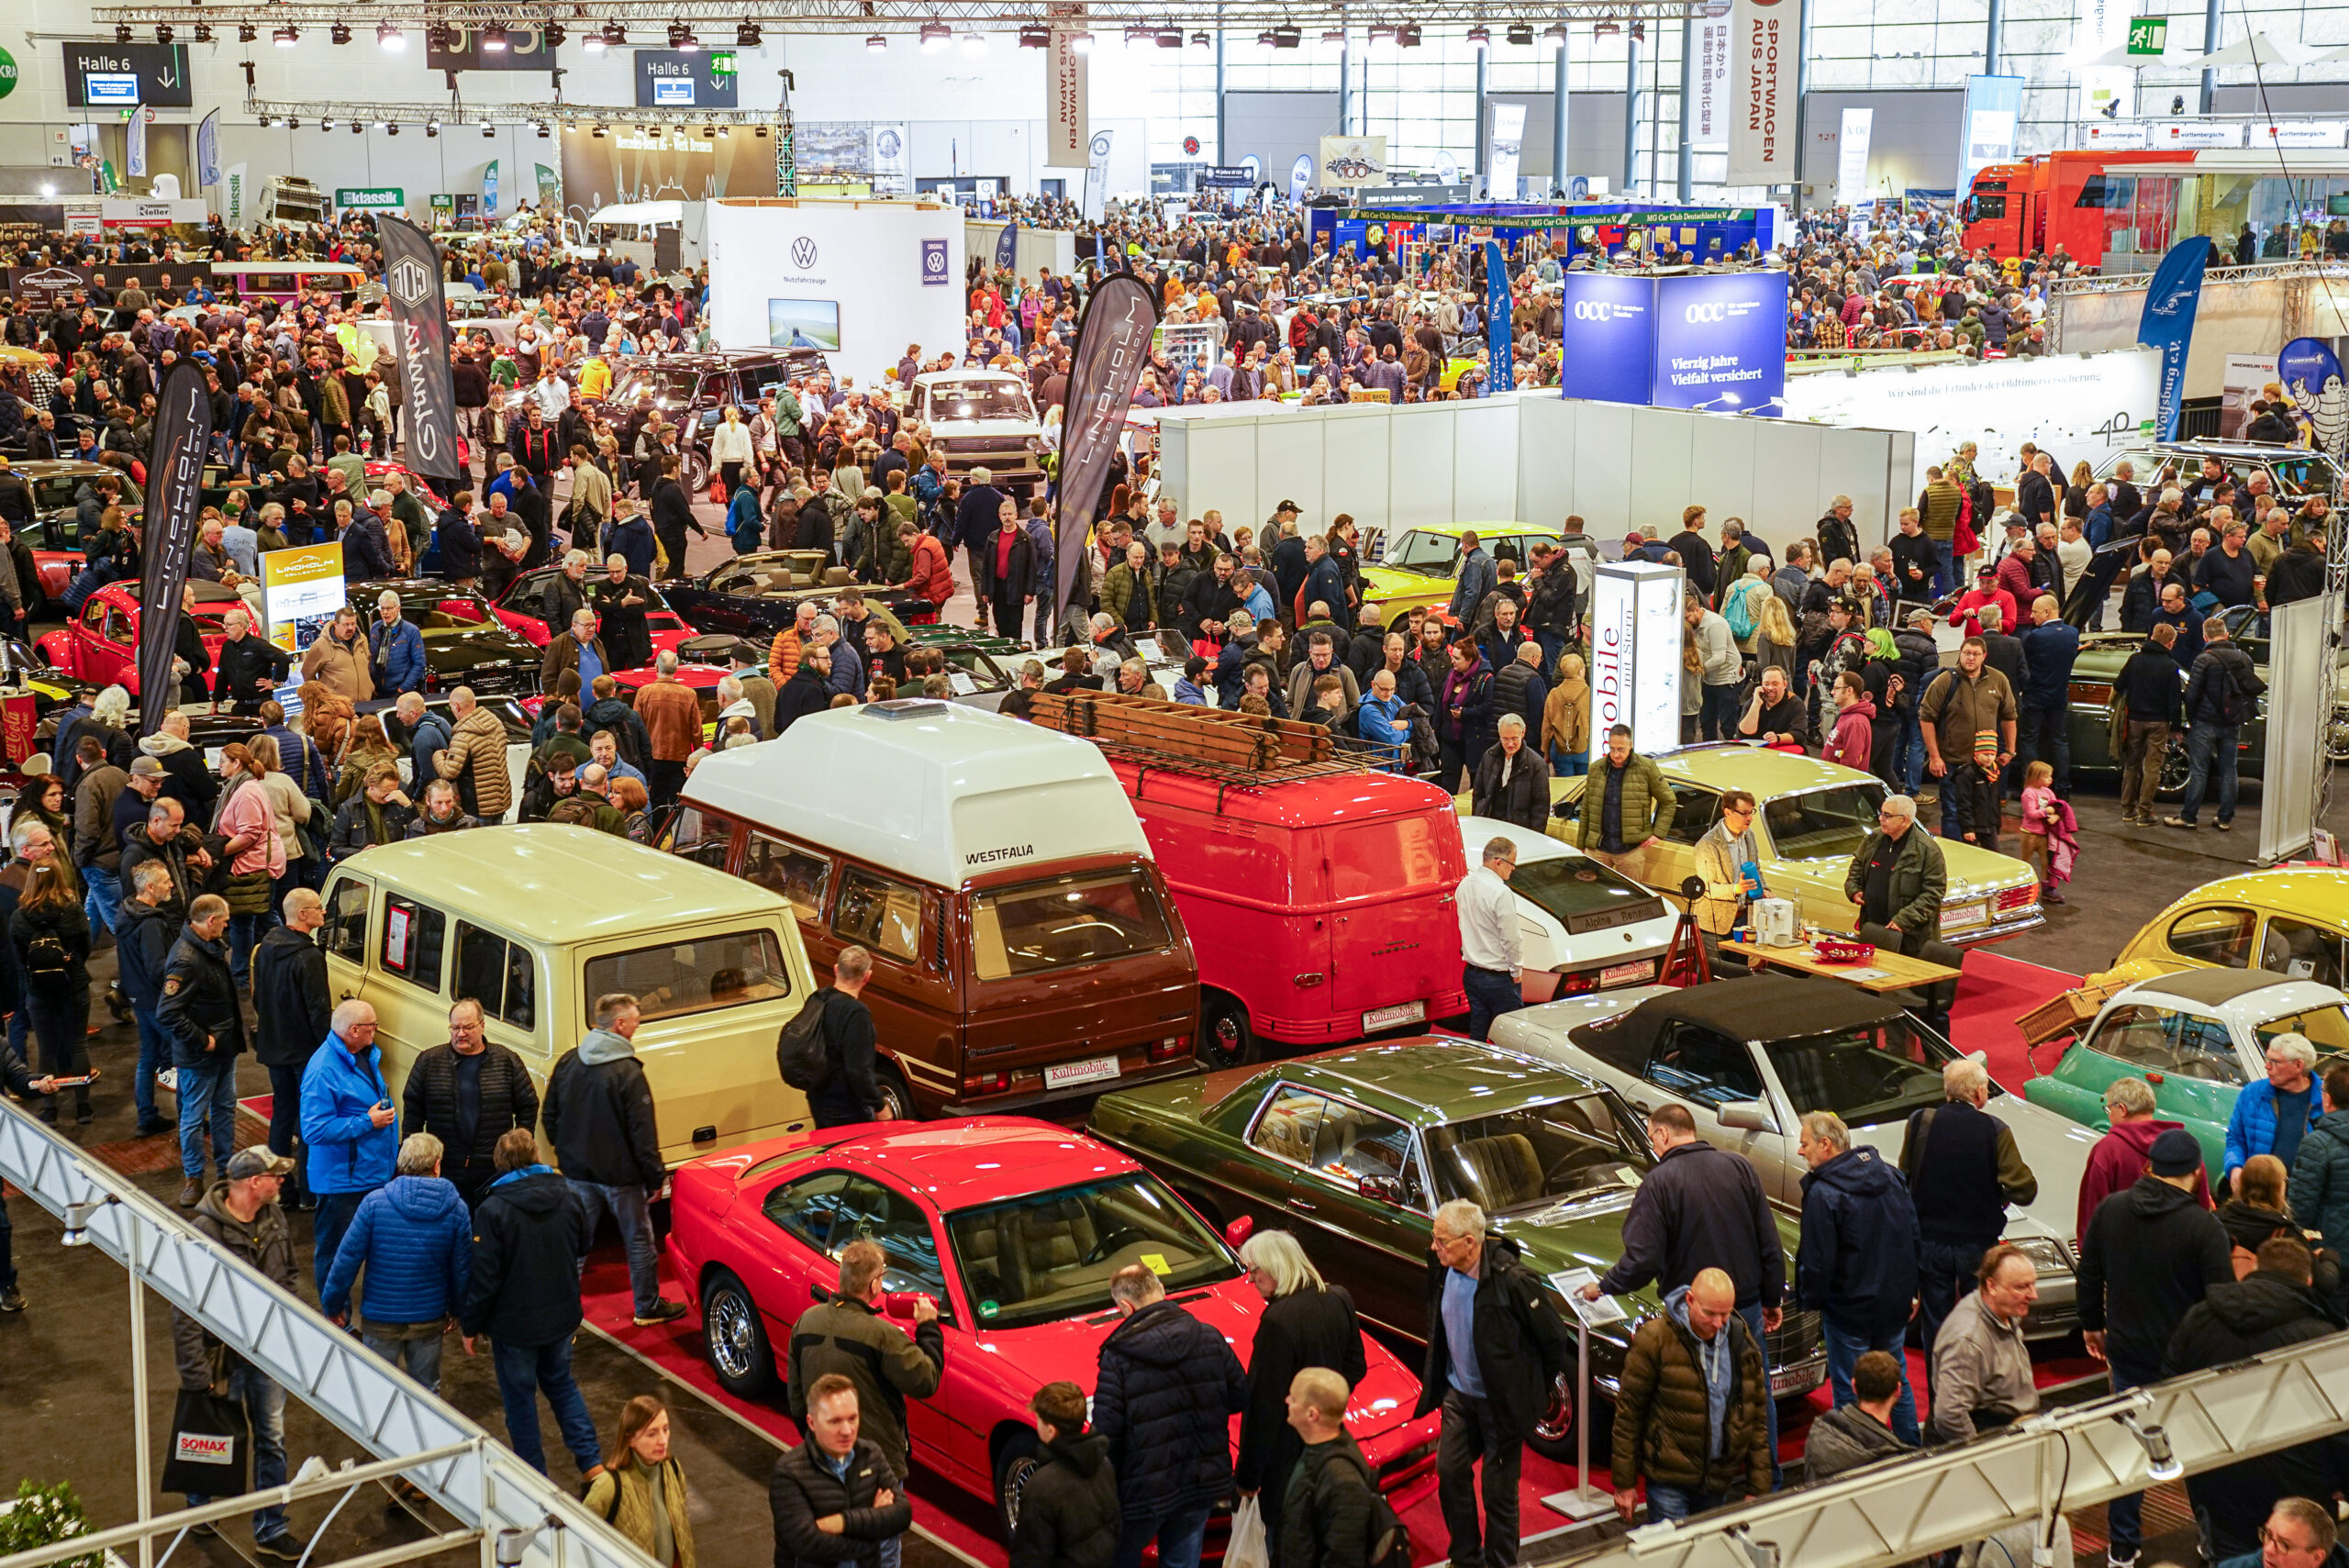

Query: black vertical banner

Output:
[376, 214, 462, 489]
[1053, 273, 1159, 628]
[137, 361, 212, 735]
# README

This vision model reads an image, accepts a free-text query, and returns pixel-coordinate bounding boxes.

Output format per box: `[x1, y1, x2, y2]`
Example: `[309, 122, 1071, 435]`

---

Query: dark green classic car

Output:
[1086, 1040, 1826, 1461]
[2067, 605, 2349, 790]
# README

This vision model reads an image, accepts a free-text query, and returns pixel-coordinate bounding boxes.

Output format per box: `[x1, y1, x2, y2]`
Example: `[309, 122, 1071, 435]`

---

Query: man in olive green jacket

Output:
[1570, 725, 1676, 884]
[1842, 795, 1946, 951]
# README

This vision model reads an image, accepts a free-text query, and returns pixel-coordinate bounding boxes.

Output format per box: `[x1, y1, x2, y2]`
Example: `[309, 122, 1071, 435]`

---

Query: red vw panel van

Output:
[1030, 694, 1469, 1068]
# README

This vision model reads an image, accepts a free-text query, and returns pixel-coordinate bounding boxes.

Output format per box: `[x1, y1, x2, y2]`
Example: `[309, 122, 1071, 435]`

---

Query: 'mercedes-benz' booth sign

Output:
[1589, 562, 1684, 760]
[1557, 269, 1791, 415]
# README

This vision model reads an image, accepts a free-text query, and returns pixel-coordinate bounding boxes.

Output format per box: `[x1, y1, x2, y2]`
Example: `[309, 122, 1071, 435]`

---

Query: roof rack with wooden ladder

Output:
[1026, 690, 1405, 808]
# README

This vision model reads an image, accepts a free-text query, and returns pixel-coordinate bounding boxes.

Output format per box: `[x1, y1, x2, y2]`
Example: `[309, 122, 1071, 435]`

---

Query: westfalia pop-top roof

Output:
[682, 700, 1154, 890]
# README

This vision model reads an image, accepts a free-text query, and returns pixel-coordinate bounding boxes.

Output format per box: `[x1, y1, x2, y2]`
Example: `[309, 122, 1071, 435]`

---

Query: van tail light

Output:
[963, 1071, 1012, 1097]
[1149, 1036, 1188, 1062]
[1995, 884, 2038, 913]
[1553, 969, 1597, 996]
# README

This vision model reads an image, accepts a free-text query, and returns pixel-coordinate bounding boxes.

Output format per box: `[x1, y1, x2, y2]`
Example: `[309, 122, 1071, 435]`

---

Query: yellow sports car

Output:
[1360, 521, 1564, 632]
[2096, 868, 2349, 988]
[1548, 745, 2046, 945]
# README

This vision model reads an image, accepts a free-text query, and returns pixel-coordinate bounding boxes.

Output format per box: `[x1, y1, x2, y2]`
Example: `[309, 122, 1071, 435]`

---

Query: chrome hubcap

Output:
[1000, 1456, 1038, 1529]
[707, 1290, 754, 1379]
[1533, 1373, 1575, 1440]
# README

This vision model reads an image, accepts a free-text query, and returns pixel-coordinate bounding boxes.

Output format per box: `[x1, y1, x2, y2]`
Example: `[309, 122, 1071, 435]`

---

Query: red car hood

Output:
[979, 1279, 1431, 1452]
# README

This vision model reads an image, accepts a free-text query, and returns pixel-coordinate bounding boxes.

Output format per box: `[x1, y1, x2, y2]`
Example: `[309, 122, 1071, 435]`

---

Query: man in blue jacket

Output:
[1796, 1111, 1920, 1443]
[320, 1132, 471, 1400]
[367, 589, 428, 695]
[2016, 594, 2080, 797]
[300, 999, 399, 1291]
[1447, 531, 1497, 628]
[2228, 1032, 2323, 1195]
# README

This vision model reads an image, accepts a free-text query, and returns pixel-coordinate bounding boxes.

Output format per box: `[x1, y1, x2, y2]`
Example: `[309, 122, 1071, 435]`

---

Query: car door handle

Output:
[1288, 1197, 1317, 1214]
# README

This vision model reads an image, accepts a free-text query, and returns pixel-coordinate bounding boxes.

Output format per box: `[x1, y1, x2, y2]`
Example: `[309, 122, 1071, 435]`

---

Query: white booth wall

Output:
[1153, 393, 1916, 552]
[962, 222, 1078, 284]
[706, 197, 968, 384]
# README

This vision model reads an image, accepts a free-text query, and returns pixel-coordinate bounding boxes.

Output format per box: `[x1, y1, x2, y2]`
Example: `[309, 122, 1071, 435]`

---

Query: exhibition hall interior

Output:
[3, 0, 2349, 1566]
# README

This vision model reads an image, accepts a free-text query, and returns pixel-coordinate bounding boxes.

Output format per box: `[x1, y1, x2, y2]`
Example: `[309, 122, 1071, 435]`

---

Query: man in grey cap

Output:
[172, 1147, 309, 1561]
[2076, 1127, 2231, 1568]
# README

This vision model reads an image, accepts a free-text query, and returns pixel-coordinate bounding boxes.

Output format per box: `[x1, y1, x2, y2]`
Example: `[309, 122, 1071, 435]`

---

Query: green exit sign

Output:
[708, 50, 737, 73]
[2127, 17, 2167, 55]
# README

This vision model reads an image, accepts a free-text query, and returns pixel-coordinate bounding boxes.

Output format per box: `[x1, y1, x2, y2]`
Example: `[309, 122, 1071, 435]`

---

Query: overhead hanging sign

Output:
[335, 187, 406, 211]
[1726, 0, 1789, 186]
[1691, 17, 1732, 149]
[61, 41, 192, 108]
[1046, 4, 1090, 169]
[634, 49, 739, 108]
[1319, 135, 1388, 188]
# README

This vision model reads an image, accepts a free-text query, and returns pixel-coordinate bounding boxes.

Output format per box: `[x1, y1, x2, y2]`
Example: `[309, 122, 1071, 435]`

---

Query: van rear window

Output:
[584, 929, 795, 1022]
[1326, 816, 1453, 900]
[972, 871, 1173, 980]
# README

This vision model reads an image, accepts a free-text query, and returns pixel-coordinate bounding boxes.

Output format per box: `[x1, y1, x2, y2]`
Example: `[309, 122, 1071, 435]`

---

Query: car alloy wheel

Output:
[700, 1271, 775, 1395]
[1197, 992, 1258, 1072]
[1527, 1369, 1607, 1463]
[994, 1430, 1042, 1537]
[877, 1068, 919, 1122]
[682, 450, 710, 495]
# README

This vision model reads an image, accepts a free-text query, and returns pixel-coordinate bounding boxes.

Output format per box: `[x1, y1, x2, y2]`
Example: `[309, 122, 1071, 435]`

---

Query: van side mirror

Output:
[1224, 1215, 1254, 1249]
[1718, 1099, 1777, 1134]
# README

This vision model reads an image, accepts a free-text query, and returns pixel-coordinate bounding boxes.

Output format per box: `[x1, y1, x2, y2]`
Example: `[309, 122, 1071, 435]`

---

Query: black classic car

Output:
[663, 550, 938, 643]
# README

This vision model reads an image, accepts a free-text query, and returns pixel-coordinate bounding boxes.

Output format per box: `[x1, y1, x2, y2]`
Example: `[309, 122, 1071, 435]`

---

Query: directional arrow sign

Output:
[61, 41, 192, 107]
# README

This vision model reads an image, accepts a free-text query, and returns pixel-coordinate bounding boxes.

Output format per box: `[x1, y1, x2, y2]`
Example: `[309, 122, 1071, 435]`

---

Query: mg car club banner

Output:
[1054, 272, 1160, 628]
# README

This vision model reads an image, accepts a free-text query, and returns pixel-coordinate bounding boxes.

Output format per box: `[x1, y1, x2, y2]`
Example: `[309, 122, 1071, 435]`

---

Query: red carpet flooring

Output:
[1948, 950, 2087, 1092]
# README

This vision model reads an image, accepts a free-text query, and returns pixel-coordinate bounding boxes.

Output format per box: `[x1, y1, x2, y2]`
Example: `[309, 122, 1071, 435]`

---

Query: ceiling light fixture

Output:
[273, 25, 298, 47]
[1467, 24, 1490, 47]
[1066, 30, 1093, 50]
[1019, 24, 1048, 46]
[351, 121, 363, 134]
[961, 31, 985, 53]
[115, 24, 133, 43]
[737, 20, 761, 45]
[544, 23, 566, 46]
[1271, 22, 1302, 46]
[1190, 30, 1209, 43]
[238, 22, 256, 41]
[377, 21, 403, 48]
[321, 116, 335, 129]
[425, 120, 438, 137]
[1397, 21, 1422, 44]
[192, 22, 211, 41]
[482, 120, 495, 136]
[284, 116, 299, 128]
[601, 21, 628, 45]
[257, 113, 272, 126]
[1507, 20, 1534, 43]
[1155, 28, 1183, 46]
[1592, 18, 1619, 35]
[1542, 19, 1567, 39]
[328, 21, 351, 43]
[919, 20, 952, 47]
[865, 32, 886, 50]
[154, 24, 173, 44]
[482, 22, 508, 49]
[386, 121, 399, 135]
[1123, 24, 1152, 43]
[593, 121, 607, 136]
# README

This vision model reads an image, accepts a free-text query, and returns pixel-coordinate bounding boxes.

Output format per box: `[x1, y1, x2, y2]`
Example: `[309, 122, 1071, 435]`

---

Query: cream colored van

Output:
[319, 825, 817, 1164]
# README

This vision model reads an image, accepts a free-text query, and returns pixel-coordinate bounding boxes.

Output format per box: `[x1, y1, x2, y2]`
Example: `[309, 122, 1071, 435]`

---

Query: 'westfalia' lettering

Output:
[965, 845, 1037, 865]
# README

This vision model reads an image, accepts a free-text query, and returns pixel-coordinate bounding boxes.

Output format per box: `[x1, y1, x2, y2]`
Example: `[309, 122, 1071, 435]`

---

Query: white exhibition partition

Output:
[705, 197, 969, 384]
[2260, 595, 2324, 865]
[961, 221, 1078, 284]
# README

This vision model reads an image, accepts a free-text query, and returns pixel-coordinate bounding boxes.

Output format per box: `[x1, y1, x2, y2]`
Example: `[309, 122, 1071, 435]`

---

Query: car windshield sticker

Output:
[979, 1299, 999, 1318]
[1140, 1252, 1172, 1275]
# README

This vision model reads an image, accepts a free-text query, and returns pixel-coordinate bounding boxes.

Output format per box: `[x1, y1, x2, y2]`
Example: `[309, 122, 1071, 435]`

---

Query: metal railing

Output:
[0, 1100, 661, 1568]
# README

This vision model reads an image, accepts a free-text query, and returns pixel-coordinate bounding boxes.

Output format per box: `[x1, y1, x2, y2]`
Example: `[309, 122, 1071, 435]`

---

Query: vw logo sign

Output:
[1573, 300, 1626, 321]
[923, 245, 946, 277]
[1685, 303, 1728, 323]
[388, 257, 432, 308]
[790, 236, 818, 270]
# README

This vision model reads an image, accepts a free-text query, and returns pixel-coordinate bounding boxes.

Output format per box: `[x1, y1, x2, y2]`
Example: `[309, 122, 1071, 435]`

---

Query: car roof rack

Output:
[1027, 690, 1391, 806]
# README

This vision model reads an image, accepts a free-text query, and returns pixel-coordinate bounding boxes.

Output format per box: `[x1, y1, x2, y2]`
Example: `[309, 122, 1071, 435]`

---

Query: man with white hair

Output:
[1842, 793, 1945, 954]
[214, 605, 292, 715]
[634, 649, 704, 805]
[319, 1131, 472, 1401]
[542, 548, 594, 633]
[540, 606, 608, 696]
[1419, 1198, 1572, 1568]
[1457, 836, 1522, 1041]
[2226, 1031, 2321, 1194]
[368, 587, 427, 695]
[1899, 1056, 2039, 1360]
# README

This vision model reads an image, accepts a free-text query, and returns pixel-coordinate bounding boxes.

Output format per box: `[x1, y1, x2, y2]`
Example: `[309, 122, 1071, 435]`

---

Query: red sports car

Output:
[665, 1118, 1441, 1537]
[490, 564, 697, 664]
[36, 579, 239, 696]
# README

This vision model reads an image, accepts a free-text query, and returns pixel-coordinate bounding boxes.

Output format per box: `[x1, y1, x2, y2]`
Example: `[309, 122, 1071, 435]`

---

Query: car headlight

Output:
[2009, 1235, 2072, 1274]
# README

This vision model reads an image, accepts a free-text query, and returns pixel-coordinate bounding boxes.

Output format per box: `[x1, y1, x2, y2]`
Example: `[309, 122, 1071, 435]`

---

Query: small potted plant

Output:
[0, 1480, 118, 1568]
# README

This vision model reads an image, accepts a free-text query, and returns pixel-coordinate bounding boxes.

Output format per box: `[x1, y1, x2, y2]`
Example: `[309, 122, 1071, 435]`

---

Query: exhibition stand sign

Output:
[705, 198, 967, 382]
[1557, 270, 1790, 416]
[1589, 561, 1683, 758]
[262, 542, 347, 651]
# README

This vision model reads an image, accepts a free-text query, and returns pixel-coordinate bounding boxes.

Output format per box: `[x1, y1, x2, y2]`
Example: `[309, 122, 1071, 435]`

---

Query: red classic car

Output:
[36, 579, 240, 696]
[665, 1118, 1441, 1537]
[491, 564, 696, 664]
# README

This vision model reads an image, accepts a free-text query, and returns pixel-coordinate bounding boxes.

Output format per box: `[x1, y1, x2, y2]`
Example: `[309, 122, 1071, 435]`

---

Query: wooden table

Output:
[1723, 937, 1963, 994]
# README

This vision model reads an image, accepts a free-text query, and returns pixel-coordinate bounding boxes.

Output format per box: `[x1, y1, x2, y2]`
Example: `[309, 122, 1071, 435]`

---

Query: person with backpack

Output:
[2165, 614, 2266, 833]
[1278, 1367, 1393, 1568]
[783, 944, 891, 1126]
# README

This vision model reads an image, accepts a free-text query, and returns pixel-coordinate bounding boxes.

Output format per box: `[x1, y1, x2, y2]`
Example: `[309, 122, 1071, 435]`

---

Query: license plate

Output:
[1043, 1054, 1120, 1091]
[1363, 1000, 1426, 1031]
[1771, 1358, 1825, 1397]
[1941, 900, 1987, 929]
[1598, 960, 1655, 988]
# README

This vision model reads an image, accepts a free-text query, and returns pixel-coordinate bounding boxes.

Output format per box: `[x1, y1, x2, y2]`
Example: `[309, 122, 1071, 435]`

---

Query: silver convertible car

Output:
[1490, 973, 2099, 1338]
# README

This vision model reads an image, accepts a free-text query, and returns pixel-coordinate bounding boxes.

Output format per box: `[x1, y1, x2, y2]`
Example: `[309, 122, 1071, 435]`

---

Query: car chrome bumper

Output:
[1944, 907, 2045, 945]
[2022, 1273, 2079, 1340]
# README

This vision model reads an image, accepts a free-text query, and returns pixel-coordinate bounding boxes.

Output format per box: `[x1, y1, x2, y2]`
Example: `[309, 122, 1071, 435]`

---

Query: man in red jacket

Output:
[900, 522, 952, 609]
[2076, 1074, 2213, 1245]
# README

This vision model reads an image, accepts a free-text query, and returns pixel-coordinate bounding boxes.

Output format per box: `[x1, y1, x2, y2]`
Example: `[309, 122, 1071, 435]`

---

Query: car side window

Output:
[2166, 906, 2255, 968]
[832, 867, 923, 966]
[830, 1176, 948, 1297]
[663, 806, 733, 871]
[746, 833, 831, 923]
[2259, 917, 2345, 988]
[2089, 1004, 2241, 1083]
[763, 1170, 854, 1252]
[325, 876, 370, 963]
[454, 922, 537, 1031]
[1664, 788, 1720, 847]
[80, 599, 106, 633]
[380, 894, 448, 993]
[1307, 1103, 1427, 1208]
[1249, 1085, 1330, 1167]
[1644, 1023, 1766, 1106]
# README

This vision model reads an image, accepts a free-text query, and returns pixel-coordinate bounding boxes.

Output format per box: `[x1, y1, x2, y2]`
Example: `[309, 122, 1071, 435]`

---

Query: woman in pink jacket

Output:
[212, 742, 289, 991]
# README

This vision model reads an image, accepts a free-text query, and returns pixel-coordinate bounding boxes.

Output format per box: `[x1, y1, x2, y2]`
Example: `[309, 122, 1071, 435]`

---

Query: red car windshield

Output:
[944, 1173, 1237, 1329]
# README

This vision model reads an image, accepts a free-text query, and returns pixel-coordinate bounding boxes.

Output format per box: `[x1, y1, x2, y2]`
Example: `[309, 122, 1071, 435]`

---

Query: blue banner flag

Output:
[1485, 240, 1513, 394]
[996, 221, 1019, 271]
[2138, 237, 2210, 442]
[2279, 337, 2346, 462]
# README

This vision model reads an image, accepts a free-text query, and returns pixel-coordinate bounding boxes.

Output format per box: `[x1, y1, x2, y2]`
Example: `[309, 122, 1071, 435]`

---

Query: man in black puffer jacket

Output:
[114, 860, 179, 1139]
[1094, 1263, 1244, 1568]
[400, 998, 540, 1208]
[770, 1374, 914, 1568]
[251, 889, 332, 1207]
[456, 1129, 603, 1481]
[1011, 1382, 1119, 1568]
[2165, 1237, 2349, 1561]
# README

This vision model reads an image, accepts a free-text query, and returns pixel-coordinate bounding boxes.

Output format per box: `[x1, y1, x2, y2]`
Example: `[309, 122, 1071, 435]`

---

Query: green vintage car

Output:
[2021, 967, 2349, 1183]
[1086, 1040, 1827, 1461]
[2065, 605, 2349, 788]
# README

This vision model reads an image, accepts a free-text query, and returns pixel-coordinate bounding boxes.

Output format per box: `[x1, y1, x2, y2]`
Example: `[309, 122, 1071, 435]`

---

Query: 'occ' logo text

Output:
[1685, 302, 1728, 323]
[1574, 299, 1630, 321]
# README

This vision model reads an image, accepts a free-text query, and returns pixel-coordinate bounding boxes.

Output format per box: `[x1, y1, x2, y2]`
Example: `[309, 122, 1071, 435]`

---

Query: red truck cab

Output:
[1031, 693, 1469, 1067]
